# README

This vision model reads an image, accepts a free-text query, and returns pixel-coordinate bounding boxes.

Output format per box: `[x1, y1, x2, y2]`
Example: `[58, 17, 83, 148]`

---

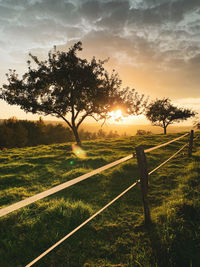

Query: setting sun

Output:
[108, 109, 125, 123]
[107, 109, 148, 125]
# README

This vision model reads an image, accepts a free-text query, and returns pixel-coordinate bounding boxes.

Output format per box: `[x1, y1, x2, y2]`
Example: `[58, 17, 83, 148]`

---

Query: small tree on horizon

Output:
[146, 98, 196, 134]
[0, 42, 147, 146]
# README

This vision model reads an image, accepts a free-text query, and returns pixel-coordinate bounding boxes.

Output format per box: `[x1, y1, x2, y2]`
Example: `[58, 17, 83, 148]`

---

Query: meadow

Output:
[0, 133, 199, 267]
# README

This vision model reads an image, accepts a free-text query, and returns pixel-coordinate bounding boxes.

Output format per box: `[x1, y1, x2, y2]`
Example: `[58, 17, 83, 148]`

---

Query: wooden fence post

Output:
[188, 130, 194, 157]
[135, 146, 151, 225]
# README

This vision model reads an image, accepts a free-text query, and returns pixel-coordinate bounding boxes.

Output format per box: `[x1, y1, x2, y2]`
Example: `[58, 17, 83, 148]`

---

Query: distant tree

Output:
[20, 119, 43, 146]
[36, 117, 48, 144]
[0, 42, 147, 146]
[146, 98, 196, 134]
[107, 130, 119, 138]
[0, 117, 74, 148]
[136, 129, 152, 136]
[97, 129, 106, 139]
[107, 130, 114, 138]
[4, 117, 28, 147]
[114, 130, 119, 138]
[46, 123, 73, 144]
[0, 124, 14, 148]
[79, 129, 92, 140]
[91, 132, 97, 140]
[14, 124, 28, 147]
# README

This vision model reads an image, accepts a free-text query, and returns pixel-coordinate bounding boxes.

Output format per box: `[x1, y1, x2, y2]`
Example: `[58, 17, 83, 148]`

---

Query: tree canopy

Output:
[146, 98, 196, 134]
[0, 42, 147, 145]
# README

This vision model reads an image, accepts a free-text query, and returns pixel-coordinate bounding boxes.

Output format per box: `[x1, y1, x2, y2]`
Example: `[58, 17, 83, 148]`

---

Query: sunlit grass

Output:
[0, 133, 199, 266]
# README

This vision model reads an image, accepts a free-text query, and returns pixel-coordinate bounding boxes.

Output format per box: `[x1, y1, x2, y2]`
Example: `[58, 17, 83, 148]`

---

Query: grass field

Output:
[0, 133, 200, 267]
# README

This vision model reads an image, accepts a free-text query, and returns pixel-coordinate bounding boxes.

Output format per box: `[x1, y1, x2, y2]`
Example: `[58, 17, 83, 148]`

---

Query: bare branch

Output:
[54, 111, 72, 129]
[77, 112, 89, 128]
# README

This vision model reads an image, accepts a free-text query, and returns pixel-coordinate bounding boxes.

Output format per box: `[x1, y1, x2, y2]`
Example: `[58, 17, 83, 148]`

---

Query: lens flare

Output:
[72, 144, 87, 159]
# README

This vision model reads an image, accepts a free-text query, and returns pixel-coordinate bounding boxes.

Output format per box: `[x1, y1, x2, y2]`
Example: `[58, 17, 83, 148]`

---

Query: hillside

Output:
[0, 133, 200, 266]
[79, 123, 195, 135]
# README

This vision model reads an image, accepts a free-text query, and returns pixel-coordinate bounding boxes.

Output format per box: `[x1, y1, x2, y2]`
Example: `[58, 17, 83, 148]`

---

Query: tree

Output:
[0, 124, 14, 148]
[4, 117, 28, 147]
[136, 129, 152, 136]
[0, 42, 146, 146]
[146, 98, 195, 134]
[97, 129, 106, 139]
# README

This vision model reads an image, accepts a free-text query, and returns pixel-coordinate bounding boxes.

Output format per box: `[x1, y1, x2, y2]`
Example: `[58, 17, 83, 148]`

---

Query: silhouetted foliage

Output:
[0, 42, 147, 146]
[107, 130, 119, 138]
[146, 98, 196, 134]
[0, 118, 73, 149]
[0, 118, 125, 149]
[79, 129, 92, 140]
[97, 129, 106, 139]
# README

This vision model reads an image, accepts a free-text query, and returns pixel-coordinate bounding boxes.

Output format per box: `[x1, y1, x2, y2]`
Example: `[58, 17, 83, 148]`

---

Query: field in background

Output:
[0, 133, 200, 266]
[79, 123, 195, 135]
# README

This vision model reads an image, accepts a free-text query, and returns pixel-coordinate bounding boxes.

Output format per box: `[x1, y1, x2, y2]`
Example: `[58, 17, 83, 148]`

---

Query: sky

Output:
[0, 0, 200, 125]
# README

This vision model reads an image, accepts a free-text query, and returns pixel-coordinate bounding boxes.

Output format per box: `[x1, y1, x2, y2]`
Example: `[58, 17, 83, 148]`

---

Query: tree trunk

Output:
[72, 126, 82, 146]
[163, 126, 167, 135]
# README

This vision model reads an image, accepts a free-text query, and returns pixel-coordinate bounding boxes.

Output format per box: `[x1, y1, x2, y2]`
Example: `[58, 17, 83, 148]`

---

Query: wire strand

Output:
[25, 180, 139, 267]
[144, 132, 188, 153]
[148, 143, 188, 175]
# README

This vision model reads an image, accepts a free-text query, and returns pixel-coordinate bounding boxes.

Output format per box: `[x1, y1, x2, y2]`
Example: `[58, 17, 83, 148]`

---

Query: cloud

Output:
[174, 98, 200, 115]
[0, 0, 200, 101]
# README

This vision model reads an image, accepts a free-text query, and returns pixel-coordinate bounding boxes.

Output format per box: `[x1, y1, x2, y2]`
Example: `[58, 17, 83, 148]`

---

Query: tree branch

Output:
[54, 111, 72, 129]
[77, 112, 90, 128]
[166, 122, 170, 127]
[74, 109, 81, 121]
[89, 114, 99, 122]
[101, 118, 107, 127]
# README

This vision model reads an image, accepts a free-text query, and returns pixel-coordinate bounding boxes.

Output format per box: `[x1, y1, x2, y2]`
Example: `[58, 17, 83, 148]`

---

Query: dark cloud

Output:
[78, 0, 101, 20]
[96, 1, 130, 30]
[0, 5, 18, 18]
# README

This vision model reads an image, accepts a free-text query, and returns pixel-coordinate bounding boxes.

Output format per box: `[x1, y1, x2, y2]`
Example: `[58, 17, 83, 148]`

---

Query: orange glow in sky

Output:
[108, 109, 126, 124]
[107, 109, 137, 124]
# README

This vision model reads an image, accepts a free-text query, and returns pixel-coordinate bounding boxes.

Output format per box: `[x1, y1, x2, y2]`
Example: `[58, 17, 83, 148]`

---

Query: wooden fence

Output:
[0, 130, 198, 266]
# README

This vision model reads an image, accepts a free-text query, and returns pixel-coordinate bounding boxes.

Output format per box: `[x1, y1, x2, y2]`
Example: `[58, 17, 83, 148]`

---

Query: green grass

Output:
[0, 133, 199, 266]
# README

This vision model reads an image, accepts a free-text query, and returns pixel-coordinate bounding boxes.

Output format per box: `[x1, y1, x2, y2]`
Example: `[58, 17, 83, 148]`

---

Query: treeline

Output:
[136, 129, 152, 136]
[0, 117, 73, 149]
[79, 128, 121, 140]
[0, 118, 123, 149]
